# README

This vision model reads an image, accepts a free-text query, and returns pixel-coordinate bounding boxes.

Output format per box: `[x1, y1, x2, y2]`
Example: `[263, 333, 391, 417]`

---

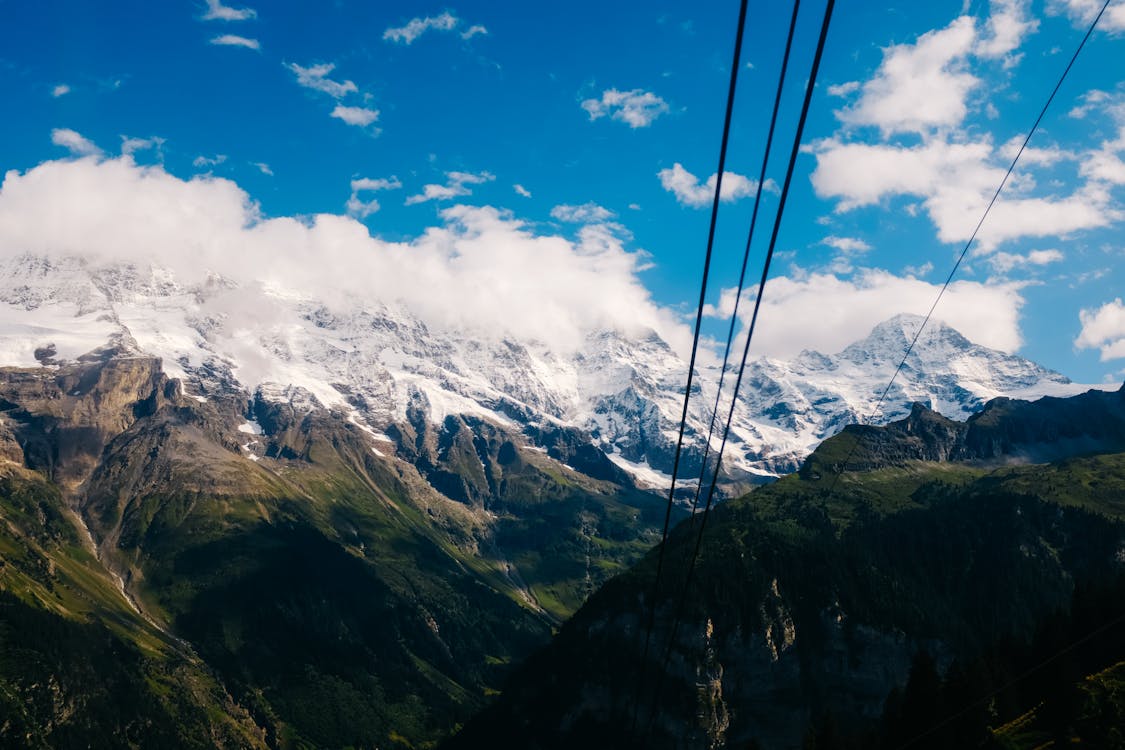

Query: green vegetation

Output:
[446, 430, 1125, 749]
[0, 356, 673, 748]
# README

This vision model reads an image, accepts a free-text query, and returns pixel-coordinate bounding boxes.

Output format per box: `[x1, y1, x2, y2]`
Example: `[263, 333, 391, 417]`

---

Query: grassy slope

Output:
[0, 463, 266, 749]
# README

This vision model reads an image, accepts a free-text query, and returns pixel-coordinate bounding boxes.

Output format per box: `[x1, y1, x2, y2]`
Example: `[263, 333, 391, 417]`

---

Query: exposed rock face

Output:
[0, 346, 173, 491]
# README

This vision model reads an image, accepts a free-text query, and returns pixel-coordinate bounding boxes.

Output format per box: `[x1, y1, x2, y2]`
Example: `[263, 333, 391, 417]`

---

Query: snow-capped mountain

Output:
[0, 254, 1100, 485]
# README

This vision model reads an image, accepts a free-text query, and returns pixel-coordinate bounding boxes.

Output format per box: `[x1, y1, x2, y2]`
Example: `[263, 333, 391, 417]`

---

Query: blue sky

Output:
[2, 0, 1125, 383]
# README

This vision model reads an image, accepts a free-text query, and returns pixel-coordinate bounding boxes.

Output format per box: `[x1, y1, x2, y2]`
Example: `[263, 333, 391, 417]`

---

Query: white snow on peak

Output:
[0, 256, 1108, 481]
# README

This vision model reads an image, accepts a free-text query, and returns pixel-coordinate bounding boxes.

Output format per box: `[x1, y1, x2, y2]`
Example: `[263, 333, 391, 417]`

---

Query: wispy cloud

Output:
[253, 162, 273, 176]
[384, 12, 461, 44]
[347, 176, 402, 219]
[461, 24, 488, 40]
[550, 202, 615, 223]
[513, 184, 532, 198]
[1050, 0, 1125, 33]
[330, 105, 380, 128]
[51, 84, 71, 98]
[201, 0, 257, 22]
[210, 34, 260, 50]
[120, 135, 165, 158]
[405, 171, 494, 205]
[826, 81, 859, 97]
[285, 62, 357, 99]
[51, 128, 101, 157]
[657, 163, 767, 207]
[192, 154, 227, 169]
[581, 88, 669, 128]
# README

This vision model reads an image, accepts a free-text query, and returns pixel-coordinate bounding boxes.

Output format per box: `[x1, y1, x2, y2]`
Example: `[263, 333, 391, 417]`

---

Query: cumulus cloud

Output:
[838, 16, 979, 135]
[988, 248, 1063, 272]
[285, 62, 357, 99]
[976, 0, 1038, 60]
[1076, 298, 1125, 360]
[51, 128, 102, 157]
[405, 171, 494, 205]
[657, 163, 766, 207]
[201, 0, 256, 21]
[210, 34, 260, 50]
[810, 138, 1119, 249]
[581, 88, 670, 128]
[346, 176, 402, 218]
[708, 269, 1026, 358]
[822, 236, 871, 252]
[330, 105, 380, 127]
[383, 12, 460, 43]
[51, 84, 70, 98]
[0, 156, 690, 358]
[1049, 0, 1125, 32]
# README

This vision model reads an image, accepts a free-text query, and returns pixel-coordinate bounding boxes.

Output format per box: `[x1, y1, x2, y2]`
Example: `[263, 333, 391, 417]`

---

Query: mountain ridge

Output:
[0, 254, 1101, 490]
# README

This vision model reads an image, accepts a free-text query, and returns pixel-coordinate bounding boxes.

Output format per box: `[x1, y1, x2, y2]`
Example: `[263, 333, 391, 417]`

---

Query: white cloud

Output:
[976, 0, 1038, 60]
[352, 177, 402, 193]
[0, 157, 691, 359]
[997, 135, 1075, 165]
[201, 0, 257, 21]
[709, 269, 1026, 358]
[51, 84, 70, 98]
[285, 62, 357, 99]
[822, 235, 871, 253]
[838, 16, 979, 135]
[253, 162, 273, 176]
[51, 128, 102, 157]
[384, 12, 459, 44]
[988, 248, 1063, 272]
[120, 135, 165, 157]
[192, 154, 227, 169]
[210, 34, 260, 50]
[550, 202, 615, 223]
[461, 24, 488, 39]
[513, 184, 532, 198]
[1076, 298, 1125, 360]
[826, 81, 860, 97]
[1069, 89, 1111, 119]
[810, 138, 1119, 248]
[346, 176, 402, 219]
[1049, 0, 1125, 32]
[330, 105, 380, 127]
[657, 163, 764, 207]
[904, 261, 935, 277]
[581, 88, 669, 128]
[405, 171, 494, 205]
